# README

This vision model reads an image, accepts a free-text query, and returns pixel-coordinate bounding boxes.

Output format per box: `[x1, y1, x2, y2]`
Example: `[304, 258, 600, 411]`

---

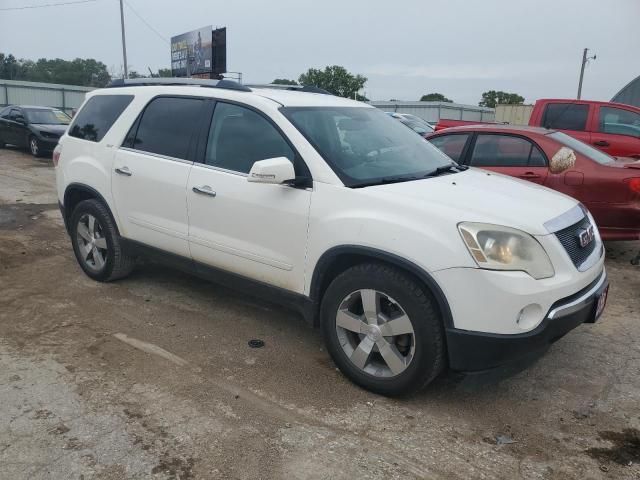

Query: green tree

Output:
[272, 78, 298, 85]
[479, 90, 524, 108]
[128, 70, 143, 79]
[0, 53, 111, 87]
[420, 93, 453, 102]
[157, 68, 172, 77]
[298, 65, 367, 100]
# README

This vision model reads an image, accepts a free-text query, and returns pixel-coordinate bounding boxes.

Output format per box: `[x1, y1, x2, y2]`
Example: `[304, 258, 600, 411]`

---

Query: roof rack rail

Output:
[107, 77, 251, 92]
[246, 84, 333, 95]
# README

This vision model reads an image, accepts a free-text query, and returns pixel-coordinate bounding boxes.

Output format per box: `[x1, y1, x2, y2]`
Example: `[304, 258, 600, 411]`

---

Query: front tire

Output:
[321, 263, 445, 396]
[29, 135, 42, 157]
[69, 199, 135, 282]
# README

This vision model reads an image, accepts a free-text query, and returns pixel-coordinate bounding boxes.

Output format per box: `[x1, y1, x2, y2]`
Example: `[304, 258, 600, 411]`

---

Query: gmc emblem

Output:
[578, 225, 595, 248]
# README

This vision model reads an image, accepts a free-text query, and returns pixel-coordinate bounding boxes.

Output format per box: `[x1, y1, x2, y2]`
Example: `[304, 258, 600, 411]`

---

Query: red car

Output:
[529, 99, 640, 159]
[426, 125, 640, 241]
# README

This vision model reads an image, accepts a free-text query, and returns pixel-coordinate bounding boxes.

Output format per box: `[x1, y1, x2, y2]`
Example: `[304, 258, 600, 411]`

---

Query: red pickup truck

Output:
[528, 99, 640, 158]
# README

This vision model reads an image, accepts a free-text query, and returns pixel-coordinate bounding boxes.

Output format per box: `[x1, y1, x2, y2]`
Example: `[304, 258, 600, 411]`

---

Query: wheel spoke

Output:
[379, 314, 413, 337]
[350, 336, 375, 370]
[336, 309, 366, 333]
[77, 223, 92, 242]
[94, 237, 107, 249]
[377, 338, 407, 375]
[80, 241, 92, 261]
[87, 215, 96, 236]
[360, 289, 379, 325]
[92, 246, 105, 269]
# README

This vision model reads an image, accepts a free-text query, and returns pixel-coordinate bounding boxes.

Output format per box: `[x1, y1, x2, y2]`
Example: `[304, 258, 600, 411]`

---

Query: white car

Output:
[54, 78, 608, 395]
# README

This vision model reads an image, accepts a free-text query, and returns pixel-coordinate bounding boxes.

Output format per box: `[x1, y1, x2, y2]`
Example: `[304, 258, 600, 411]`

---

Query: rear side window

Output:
[599, 106, 640, 137]
[428, 134, 470, 162]
[69, 95, 133, 142]
[130, 96, 204, 160]
[541, 103, 589, 131]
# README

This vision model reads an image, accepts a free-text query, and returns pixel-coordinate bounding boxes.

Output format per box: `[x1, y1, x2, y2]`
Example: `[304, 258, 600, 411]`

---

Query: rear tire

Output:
[321, 263, 445, 396]
[69, 199, 135, 282]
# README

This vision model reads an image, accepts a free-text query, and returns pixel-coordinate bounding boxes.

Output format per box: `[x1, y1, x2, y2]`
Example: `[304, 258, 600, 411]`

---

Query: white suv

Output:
[55, 79, 608, 395]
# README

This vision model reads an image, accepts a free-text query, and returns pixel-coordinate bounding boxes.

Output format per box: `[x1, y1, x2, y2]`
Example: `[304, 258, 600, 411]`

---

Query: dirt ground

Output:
[1, 148, 639, 480]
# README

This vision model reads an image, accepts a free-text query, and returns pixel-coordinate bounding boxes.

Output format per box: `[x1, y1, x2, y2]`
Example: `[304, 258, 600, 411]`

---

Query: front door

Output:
[187, 101, 311, 293]
[112, 96, 206, 258]
[467, 133, 549, 185]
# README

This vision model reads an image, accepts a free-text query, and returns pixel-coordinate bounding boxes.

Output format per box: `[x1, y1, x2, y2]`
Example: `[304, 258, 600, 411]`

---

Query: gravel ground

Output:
[1, 147, 639, 479]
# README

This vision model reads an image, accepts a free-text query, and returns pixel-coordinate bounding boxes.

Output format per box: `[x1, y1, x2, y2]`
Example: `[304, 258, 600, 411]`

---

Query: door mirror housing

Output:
[247, 157, 296, 185]
[549, 147, 576, 174]
[14, 116, 26, 125]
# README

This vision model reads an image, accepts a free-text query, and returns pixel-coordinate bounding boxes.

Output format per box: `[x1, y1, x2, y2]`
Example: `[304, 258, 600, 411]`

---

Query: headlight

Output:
[458, 222, 554, 279]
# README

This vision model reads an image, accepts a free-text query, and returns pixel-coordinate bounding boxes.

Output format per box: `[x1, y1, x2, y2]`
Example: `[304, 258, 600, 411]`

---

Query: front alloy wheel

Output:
[29, 136, 40, 157]
[336, 289, 415, 377]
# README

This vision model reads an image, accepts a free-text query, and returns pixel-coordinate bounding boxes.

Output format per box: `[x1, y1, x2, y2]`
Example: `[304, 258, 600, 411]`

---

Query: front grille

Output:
[554, 215, 597, 268]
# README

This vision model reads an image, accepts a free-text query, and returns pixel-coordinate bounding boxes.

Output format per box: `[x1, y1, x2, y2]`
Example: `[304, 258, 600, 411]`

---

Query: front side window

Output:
[549, 131, 613, 165]
[132, 96, 204, 160]
[541, 103, 589, 131]
[205, 102, 295, 174]
[599, 106, 640, 137]
[428, 134, 470, 162]
[469, 134, 546, 167]
[69, 95, 133, 142]
[282, 106, 452, 187]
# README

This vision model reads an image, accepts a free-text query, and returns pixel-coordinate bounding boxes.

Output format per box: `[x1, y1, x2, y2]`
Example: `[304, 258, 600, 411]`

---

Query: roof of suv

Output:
[103, 78, 367, 109]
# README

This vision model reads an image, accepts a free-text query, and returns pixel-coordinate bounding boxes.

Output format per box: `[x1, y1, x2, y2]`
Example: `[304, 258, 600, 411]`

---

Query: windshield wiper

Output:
[423, 164, 468, 177]
[351, 176, 421, 188]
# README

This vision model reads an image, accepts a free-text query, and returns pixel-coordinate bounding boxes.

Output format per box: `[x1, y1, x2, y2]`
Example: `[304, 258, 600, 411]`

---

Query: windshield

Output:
[24, 108, 71, 125]
[549, 131, 614, 165]
[281, 106, 453, 187]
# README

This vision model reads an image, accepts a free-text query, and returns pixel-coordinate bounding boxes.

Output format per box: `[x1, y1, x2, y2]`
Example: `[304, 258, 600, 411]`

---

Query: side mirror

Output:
[549, 147, 576, 174]
[15, 116, 26, 125]
[247, 157, 295, 185]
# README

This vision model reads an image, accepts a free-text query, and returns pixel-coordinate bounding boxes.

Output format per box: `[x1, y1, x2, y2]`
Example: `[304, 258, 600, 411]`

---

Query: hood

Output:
[363, 168, 578, 236]
[32, 124, 68, 135]
[612, 157, 640, 169]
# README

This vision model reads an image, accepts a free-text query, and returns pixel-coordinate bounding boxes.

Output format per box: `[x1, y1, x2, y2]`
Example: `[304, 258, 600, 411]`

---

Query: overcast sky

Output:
[1, 0, 638, 105]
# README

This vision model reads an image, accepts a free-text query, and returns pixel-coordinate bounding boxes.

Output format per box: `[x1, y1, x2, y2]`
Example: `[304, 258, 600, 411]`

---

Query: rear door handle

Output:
[593, 140, 610, 147]
[519, 172, 540, 179]
[192, 185, 217, 197]
[115, 166, 132, 176]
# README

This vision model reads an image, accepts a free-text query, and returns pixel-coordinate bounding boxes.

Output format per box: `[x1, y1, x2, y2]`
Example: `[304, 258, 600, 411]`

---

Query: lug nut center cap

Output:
[365, 324, 382, 342]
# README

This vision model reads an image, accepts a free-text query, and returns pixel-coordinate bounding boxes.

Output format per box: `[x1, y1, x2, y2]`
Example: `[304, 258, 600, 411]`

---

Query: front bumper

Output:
[446, 269, 608, 372]
[37, 135, 60, 151]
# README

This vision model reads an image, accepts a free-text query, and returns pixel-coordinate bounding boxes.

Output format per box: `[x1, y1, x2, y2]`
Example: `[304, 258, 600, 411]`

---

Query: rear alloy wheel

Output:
[29, 136, 41, 157]
[70, 199, 135, 282]
[321, 263, 445, 396]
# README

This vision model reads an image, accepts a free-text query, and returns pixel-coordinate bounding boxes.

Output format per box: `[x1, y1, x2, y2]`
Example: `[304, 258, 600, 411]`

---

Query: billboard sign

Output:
[211, 27, 227, 77]
[171, 26, 212, 77]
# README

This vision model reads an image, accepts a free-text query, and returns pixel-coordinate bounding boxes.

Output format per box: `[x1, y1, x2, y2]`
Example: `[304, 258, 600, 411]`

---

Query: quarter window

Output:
[599, 106, 640, 138]
[69, 94, 133, 142]
[428, 134, 470, 162]
[205, 102, 295, 174]
[132, 97, 204, 160]
[541, 103, 589, 131]
[470, 134, 546, 167]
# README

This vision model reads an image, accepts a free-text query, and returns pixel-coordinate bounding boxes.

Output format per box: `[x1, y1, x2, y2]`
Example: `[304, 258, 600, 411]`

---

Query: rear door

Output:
[539, 102, 592, 146]
[466, 133, 549, 185]
[186, 100, 312, 293]
[426, 133, 472, 164]
[592, 105, 640, 158]
[112, 96, 206, 258]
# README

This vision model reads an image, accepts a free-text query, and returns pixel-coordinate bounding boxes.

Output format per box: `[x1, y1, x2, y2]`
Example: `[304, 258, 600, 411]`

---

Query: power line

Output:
[0, 0, 100, 11]
[124, 0, 168, 44]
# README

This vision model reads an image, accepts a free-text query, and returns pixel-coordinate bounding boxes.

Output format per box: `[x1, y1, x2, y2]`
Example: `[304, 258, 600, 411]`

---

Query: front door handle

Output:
[115, 166, 132, 176]
[192, 185, 217, 197]
[519, 172, 540, 179]
[593, 140, 610, 147]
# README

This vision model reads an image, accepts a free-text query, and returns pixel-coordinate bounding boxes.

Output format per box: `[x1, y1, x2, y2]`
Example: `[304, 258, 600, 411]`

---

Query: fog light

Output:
[516, 304, 543, 331]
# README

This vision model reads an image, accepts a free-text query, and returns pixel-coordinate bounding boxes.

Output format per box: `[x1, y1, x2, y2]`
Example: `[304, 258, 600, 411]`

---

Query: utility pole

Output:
[577, 48, 596, 99]
[119, 0, 128, 79]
